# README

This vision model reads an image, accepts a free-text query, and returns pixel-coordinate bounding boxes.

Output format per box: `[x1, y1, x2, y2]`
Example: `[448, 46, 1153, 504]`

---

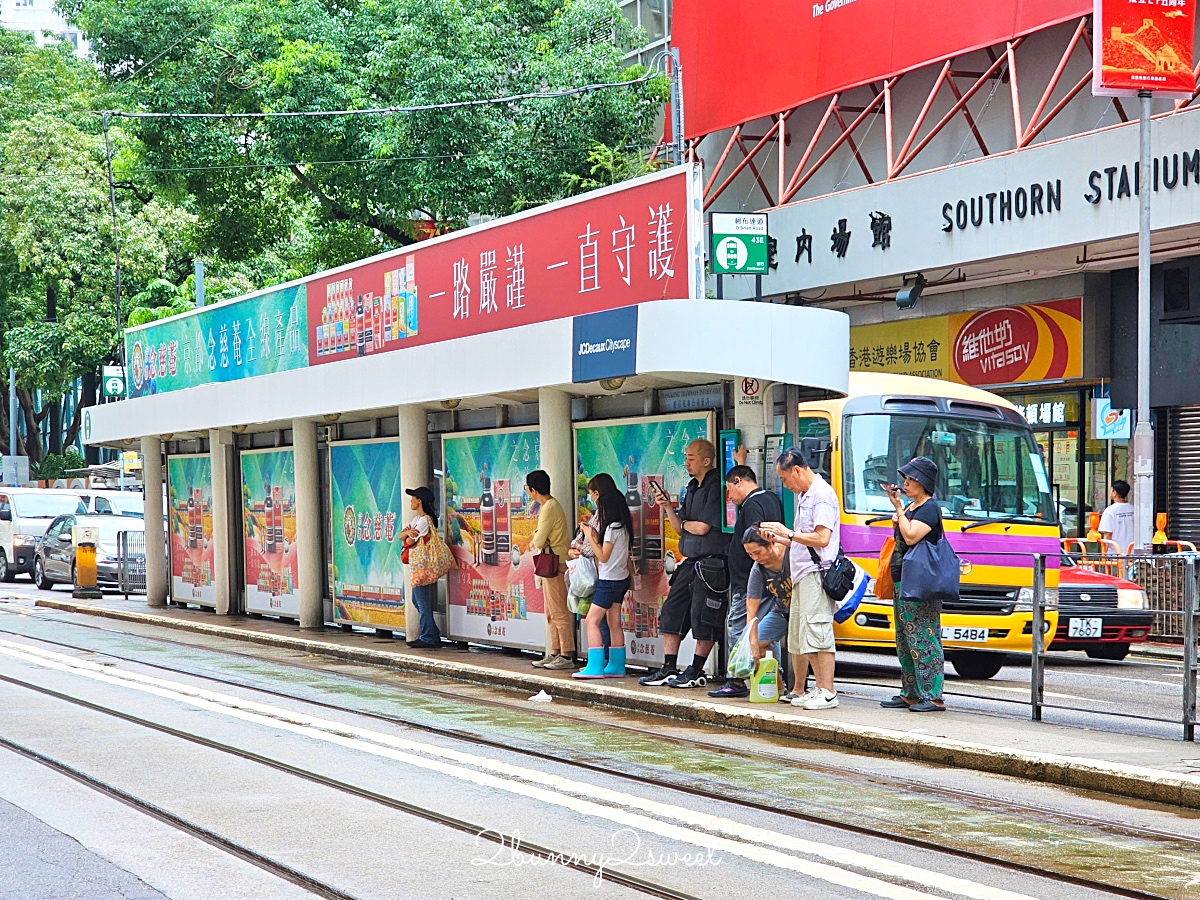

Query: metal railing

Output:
[117, 530, 147, 600]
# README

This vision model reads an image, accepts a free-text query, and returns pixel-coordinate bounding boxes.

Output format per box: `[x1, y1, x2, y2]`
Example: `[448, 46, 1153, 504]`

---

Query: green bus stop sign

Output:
[711, 213, 768, 275]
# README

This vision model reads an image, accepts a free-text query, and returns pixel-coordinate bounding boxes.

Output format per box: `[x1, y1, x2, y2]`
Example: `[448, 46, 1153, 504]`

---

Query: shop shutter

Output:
[1162, 406, 1200, 543]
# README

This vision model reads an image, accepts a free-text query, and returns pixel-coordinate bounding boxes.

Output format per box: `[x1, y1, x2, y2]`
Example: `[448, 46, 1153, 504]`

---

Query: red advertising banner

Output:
[306, 167, 699, 366]
[672, 0, 1089, 139]
[1093, 0, 1197, 97]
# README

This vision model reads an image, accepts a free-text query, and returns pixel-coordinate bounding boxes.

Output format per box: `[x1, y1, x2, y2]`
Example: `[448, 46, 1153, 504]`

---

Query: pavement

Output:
[25, 594, 1200, 811]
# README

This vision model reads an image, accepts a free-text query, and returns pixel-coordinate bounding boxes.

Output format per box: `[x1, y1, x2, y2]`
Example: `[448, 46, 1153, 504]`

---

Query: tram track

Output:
[0, 616, 1192, 900]
[0, 670, 706, 900]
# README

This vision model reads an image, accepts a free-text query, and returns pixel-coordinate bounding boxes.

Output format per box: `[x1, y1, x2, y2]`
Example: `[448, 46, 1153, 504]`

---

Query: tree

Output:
[0, 33, 198, 461]
[60, 0, 668, 257]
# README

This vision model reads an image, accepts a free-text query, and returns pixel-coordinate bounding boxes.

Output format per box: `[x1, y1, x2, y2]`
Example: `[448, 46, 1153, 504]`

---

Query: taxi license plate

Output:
[941, 626, 988, 643]
[1067, 617, 1103, 638]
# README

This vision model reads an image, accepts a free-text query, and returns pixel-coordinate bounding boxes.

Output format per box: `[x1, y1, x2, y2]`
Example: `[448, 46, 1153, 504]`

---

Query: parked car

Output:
[77, 489, 144, 518]
[1051, 558, 1153, 660]
[33, 514, 146, 590]
[0, 488, 88, 581]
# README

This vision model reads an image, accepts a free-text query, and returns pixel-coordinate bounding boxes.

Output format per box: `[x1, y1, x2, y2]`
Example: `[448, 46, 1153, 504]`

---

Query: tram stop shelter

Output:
[83, 165, 849, 665]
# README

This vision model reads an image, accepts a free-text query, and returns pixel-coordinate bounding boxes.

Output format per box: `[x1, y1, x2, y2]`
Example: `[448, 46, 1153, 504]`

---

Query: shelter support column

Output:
[539, 388, 574, 518]
[209, 429, 234, 615]
[294, 418, 324, 630]
[399, 404, 429, 638]
[141, 436, 168, 608]
[734, 380, 774, 479]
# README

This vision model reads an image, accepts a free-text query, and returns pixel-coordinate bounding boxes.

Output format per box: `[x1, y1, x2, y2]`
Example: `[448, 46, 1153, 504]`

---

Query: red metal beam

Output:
[784, 95, 838, 199]
[704, 115, 788, 209]
[703, 126, 741, 197]
[735, 132, 777, 207]
[1020, 17, 1088, 148]
[832, 106, 874, 184]
[944, 71, 990, 158]
[1006, 41, 1023, 146]
[1021, 70, 1092, 148]
[893, 60, 950, 178]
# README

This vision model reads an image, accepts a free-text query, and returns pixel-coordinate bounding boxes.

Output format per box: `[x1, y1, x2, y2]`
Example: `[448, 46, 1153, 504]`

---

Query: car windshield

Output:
[12, 493, 87, 518]
[107, 496, 144, 517]
[92, 519, 144, 542]
[843, 413, 1057, 524]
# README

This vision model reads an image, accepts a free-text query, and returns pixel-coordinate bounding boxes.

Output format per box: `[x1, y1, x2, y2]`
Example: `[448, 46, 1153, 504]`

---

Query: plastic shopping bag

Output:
[727, 622, 756, 680]
[566, 556, 597, 614]
[833, 561, 872, 624]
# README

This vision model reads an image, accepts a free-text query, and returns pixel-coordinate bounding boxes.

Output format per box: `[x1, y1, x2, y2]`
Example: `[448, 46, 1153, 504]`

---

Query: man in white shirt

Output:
[1099, 480, 1134, 553]
[758, 447, 842, 710]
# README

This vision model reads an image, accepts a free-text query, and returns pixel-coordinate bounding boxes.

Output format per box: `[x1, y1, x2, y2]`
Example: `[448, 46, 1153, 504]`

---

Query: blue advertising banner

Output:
[126, 284, 309, 399]
[572, 306, 638, 383]
[329, 439, 407, 628]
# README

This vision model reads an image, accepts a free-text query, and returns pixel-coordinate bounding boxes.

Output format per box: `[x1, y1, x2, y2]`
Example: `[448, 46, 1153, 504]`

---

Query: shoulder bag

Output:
[410, 517, 456, 586]
[874, 536, 896, 601]
[899, 536, 961, 602]
[808, 545, 869, 624]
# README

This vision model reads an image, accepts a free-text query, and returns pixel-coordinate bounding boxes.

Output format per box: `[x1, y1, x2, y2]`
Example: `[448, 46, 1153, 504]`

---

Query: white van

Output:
[0, 488, 88, 581]
[77, 489, 144, 518]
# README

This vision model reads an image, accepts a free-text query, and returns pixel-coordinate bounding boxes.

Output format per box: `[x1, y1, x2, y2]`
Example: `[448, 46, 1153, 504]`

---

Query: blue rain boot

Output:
[602, 647, 626, 678]
[572, 647, 607, 679]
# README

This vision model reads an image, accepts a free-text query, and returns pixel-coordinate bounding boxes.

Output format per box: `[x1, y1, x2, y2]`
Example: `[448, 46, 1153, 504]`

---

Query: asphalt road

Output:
[0, 595, 1198, 899]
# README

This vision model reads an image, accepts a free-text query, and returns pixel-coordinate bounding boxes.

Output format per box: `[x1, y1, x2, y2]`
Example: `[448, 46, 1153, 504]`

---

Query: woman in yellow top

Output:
[525, 469, 574, 670]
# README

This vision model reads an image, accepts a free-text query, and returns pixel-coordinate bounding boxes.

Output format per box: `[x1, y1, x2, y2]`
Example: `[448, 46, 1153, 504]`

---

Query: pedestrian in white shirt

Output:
[1099, 480, 1134, 554]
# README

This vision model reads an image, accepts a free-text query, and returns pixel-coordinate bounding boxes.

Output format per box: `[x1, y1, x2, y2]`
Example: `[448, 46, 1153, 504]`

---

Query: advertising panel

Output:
[574, 413, 714, 667]
[1094, 0, 1196, 98]
[126, 284, 308, 399]
[329, 439, 407, 628]
[241, 449, 300, 617]
[306, 167, 699, 368]
[167, 454, 216, 607]
[849, 299, 1083, 386]
[673, 0, 1089, 138]
[442, 428, 544, 649]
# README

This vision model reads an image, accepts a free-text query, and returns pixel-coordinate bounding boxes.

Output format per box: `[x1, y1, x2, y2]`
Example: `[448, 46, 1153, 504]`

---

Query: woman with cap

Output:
[881, 456, 946, 712]
[400, 486, 443, 649]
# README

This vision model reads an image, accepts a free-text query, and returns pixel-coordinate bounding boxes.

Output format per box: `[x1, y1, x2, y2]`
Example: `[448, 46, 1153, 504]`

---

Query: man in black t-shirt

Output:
[708, 463, 784, 698]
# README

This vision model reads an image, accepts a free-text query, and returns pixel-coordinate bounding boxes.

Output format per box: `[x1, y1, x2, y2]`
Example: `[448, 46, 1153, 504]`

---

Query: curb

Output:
[35, 598, 1200, 810]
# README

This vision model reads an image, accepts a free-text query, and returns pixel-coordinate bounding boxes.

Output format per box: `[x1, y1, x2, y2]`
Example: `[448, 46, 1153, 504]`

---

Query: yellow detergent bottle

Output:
[749, 651, 780, 703]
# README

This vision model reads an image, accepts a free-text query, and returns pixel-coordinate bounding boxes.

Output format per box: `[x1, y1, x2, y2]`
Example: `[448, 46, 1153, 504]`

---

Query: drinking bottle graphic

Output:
[480, 473, 497, 566]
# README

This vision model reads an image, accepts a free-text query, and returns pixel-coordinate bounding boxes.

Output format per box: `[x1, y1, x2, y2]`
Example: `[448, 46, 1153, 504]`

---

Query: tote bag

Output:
[410, 519, 456, 586]
[899, 537, 961, 602]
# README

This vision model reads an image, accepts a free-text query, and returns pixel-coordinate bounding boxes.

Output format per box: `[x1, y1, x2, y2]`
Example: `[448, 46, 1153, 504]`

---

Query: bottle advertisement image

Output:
[442, 428, 543, 649]
[167, 454, 216, 607]
[241, 448, 300, 617]
[574, 413, 713, 668]
[313, 257, 418, 363]
[329, 439, 408, 629]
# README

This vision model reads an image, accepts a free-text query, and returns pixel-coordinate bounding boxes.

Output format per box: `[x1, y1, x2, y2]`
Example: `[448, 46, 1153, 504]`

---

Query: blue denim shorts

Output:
[591, 577, 631, 609]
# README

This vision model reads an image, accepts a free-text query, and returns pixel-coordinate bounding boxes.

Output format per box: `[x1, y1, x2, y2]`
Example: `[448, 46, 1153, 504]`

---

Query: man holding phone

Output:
[708, 457, 784, 698]
[638, 438, 728, 689]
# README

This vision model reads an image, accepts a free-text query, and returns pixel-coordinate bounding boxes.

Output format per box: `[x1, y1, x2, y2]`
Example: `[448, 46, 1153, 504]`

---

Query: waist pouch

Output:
[694, 556, 730, 598]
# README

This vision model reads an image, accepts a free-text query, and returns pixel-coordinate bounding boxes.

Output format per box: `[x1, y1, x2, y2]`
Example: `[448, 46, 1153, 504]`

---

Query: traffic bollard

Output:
[73, 541, 103, 600]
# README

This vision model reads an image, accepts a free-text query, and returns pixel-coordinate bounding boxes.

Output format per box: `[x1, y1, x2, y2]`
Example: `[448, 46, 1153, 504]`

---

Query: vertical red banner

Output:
[1093, 0, 1197, 98]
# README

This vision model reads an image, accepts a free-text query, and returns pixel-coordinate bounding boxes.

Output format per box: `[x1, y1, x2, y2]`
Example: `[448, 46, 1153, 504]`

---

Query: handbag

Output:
[874, 536, 896, 601]
[410, 519, 456, 586]
[899, 536, 961, 602]
[533, 544, 560, 578]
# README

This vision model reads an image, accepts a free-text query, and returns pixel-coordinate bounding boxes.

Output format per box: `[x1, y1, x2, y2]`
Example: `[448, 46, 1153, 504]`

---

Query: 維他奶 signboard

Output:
[329, 439, 407, 628]
[850, 298, 1083, 386]
[442, 427, 544, 649]
[126, 284, 308, 399]
[574, 412, 713, 667]
[241, 448, 300, 617]
[167, 454, 216, 607]
[1093, 0, 1196, 98]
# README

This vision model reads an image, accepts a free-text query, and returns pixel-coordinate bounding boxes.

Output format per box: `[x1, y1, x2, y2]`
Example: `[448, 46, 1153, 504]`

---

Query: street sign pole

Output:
[1133, 90, 1154, 549]
[8, 367, 16, 476]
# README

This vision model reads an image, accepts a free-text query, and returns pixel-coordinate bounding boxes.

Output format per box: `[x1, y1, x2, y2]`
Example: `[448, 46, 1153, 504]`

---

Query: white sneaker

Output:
[786, 688, 817, 706]
[531, 655, 556, 668]
[800, 689, 839, 710]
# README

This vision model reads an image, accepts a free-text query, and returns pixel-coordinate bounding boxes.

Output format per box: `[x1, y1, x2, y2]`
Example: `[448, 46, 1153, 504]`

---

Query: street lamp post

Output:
[1132, 90, 1154, 549]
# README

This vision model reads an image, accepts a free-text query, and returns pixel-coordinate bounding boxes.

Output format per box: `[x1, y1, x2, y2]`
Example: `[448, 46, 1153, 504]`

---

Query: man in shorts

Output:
[758, 447, 842, 710]
[639, 438, 728, 689]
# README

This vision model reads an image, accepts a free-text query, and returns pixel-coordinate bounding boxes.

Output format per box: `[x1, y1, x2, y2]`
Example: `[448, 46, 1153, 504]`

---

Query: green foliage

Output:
[61, 0, 667, 247]
[34, 449, 87, 480]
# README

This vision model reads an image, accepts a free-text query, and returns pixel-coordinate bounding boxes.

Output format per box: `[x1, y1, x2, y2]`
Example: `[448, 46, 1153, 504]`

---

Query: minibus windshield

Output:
[843, 414, 1056, 524]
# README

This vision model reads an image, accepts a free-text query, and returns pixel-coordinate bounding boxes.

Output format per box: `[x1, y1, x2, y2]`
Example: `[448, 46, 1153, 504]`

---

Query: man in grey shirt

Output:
[639, 438, 729, 689]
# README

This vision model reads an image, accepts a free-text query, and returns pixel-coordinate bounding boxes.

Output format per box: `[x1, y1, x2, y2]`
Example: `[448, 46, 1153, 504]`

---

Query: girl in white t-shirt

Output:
[574, 476, 633, 679]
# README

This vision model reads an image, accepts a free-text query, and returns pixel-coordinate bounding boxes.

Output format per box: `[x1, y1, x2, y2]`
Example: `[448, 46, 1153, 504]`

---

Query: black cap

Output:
[405, 486, 437, 510]
[898, 457, 937, 494]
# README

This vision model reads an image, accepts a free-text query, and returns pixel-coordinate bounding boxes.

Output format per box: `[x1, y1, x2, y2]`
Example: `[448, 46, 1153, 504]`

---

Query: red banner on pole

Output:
[1093, 0, 1197, 97]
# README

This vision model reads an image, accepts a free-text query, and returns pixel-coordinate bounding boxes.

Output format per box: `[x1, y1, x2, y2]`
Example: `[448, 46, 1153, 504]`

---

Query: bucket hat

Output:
[897, 457, 937, 494]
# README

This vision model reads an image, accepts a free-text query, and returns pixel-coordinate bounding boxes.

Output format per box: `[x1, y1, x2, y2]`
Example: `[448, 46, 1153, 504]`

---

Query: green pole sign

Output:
[711, 212, 768, 275]
[101, 365, 126, 398]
